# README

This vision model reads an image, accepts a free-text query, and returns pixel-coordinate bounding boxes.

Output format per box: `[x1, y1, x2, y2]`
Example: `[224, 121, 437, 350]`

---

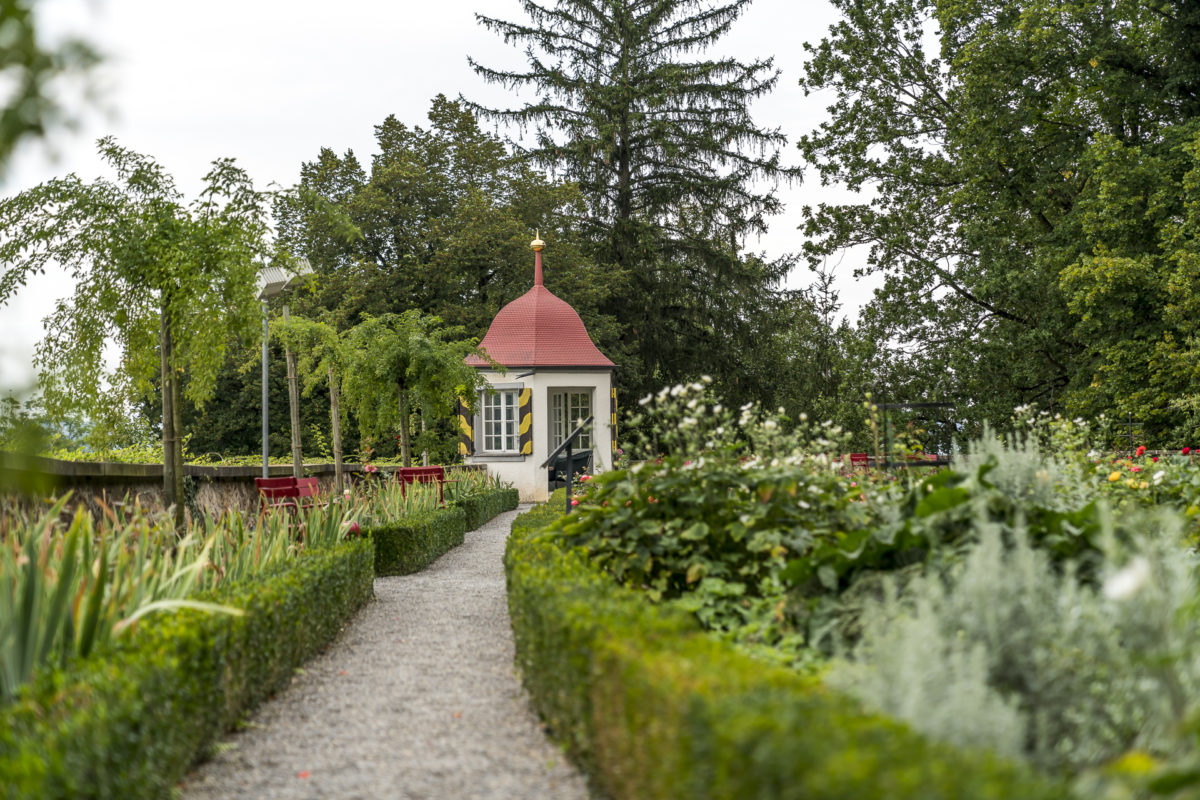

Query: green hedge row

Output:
[370, 506, 467, 577]
[457, 486, 520, 530]
[0, 539, 374, 800]
[370, 487, 520, 577]
[505, 501, 1066, 800]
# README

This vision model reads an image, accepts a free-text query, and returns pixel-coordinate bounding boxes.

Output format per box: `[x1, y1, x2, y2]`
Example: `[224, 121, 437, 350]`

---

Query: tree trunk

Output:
[398, 384, 412, 467]
[283, 305, 304, 478]
[170, 353, 185, 530]
[329, 364, 344, 495]
[421, 414, 429, 467]
[160, 304, 185, 532]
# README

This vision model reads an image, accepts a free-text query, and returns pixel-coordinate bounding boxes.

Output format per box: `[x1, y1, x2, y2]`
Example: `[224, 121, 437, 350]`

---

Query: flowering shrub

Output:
[548, 388, 1200, 792]
[553, 380, 864, 653]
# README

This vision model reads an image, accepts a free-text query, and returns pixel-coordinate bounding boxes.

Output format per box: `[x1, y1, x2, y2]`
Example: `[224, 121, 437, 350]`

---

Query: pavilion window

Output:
[481, 389, 520, 453]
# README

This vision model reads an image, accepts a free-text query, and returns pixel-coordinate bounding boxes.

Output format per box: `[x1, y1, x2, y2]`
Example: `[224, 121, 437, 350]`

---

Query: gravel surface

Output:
[180, 506, 591, 800]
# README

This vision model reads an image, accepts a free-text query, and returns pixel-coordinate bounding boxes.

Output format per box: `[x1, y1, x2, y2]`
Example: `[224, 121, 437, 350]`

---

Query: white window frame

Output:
[479, 385, 521, 454]
[551, 389, 593, 450]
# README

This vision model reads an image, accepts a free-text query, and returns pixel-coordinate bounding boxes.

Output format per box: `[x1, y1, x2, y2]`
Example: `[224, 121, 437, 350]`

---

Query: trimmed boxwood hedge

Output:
[370, 505, 467, 577]
[0, 538, 374, 800]
[505, 500, 1067, 800]
[457, 486, 520, 531]
[370, 487, 520, 577]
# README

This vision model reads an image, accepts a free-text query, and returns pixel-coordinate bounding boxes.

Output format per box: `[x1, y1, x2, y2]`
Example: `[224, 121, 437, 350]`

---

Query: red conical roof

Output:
[465, 246, 614, 369]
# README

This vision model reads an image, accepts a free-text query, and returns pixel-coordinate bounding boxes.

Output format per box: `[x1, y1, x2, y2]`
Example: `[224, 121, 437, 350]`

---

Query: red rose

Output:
[1136, 446, 1146, 456]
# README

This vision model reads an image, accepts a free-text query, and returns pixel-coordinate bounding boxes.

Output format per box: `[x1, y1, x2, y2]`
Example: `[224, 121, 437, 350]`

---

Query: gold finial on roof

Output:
[531, 229, 545, 252]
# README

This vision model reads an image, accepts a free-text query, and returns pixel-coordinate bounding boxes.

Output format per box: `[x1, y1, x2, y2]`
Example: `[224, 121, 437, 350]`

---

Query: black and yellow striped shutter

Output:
[610, 387, 618, 458]
[518, 388, 533, 455]
[456, 397, 474, 457]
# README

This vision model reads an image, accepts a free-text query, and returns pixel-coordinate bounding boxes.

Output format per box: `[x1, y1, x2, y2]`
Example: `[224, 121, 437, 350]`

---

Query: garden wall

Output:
[0, 451, 485, 517]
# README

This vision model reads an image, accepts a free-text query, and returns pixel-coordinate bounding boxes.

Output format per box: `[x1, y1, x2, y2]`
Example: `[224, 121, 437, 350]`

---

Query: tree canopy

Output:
[798, 0, 1200, 443]
[467, 0, 799, 403]
[340, 310, 490, 468]
[276, 95, 621, 346]
[0, 138, 275, 522]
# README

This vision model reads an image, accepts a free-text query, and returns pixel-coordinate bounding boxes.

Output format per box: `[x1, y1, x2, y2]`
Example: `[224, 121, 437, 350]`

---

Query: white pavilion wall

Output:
[468, 369, 614, 502]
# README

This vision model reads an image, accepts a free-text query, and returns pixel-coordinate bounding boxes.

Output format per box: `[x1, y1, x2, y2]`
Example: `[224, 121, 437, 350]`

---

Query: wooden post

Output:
[398, 384, 412, 467]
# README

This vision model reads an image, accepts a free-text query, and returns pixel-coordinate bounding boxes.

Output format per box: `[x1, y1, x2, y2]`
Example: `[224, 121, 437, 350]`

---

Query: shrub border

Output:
[457, 486, 520, 531]
[368, 487, 520, 577]
[0, 486, 519, 797]
[0, 538, 374, 800]
[505, 500, 1066, 800]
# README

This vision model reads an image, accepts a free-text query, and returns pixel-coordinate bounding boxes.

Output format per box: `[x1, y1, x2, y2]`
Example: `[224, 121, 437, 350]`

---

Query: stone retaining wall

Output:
[0, 452, 484, 518]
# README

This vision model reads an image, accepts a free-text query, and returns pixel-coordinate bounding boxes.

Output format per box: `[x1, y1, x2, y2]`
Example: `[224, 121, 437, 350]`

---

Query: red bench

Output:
[396, 466, 459, 506]
[254, 476, 327, 513]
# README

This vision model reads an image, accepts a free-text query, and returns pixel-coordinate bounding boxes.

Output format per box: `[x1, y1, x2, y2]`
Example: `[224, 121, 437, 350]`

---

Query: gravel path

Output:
[180, 507, 591, 800]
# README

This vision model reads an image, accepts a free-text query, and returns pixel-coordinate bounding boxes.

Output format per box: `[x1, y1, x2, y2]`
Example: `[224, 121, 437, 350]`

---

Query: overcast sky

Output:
[0, 0, 877, 394]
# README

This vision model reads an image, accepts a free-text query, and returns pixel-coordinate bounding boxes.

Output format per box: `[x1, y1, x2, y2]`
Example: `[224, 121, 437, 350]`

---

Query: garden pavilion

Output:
[459, 235, 616, 501]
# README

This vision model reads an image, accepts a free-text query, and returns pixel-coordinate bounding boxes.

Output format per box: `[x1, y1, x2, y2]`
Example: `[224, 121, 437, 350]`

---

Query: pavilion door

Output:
[551, 390, 593, 450]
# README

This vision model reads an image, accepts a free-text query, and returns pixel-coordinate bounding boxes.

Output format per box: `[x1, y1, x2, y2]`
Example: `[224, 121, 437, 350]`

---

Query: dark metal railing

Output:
[540, 415, 593, 514]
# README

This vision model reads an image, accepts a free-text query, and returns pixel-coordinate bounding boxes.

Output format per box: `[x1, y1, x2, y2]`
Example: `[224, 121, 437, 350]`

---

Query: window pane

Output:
[480, 390, 518, 452]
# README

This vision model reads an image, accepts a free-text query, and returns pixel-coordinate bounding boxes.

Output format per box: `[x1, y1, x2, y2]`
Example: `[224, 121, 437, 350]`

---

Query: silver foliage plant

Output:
[959, 413, 1096, 512]
[830, 506, 1200, 775]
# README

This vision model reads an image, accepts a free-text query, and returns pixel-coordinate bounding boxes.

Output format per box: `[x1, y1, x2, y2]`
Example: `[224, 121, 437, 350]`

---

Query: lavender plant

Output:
[832, 506, 1200, 780]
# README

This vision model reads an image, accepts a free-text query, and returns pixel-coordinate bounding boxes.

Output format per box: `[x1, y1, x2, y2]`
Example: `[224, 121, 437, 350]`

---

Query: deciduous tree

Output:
[271, 313, 352, 492]
[799, 0, 1200, 440]
[0, 139, 274, 526]
[341, 311, 489, 468]
[275, 96, 621, 349]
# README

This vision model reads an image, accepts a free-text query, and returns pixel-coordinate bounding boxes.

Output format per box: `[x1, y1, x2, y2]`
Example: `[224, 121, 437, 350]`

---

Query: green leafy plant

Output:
[0, 489, 361, 703]
[0, 538, 374, 800]
[0, 498, 242, 702]
[552, 381, 863, 654]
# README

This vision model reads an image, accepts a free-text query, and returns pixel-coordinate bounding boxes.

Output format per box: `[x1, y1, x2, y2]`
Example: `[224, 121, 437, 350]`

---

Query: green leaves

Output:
[0, 138, 275, 520]
[799, 0, 1200, 440]
[0, 487, 368, 702]
[468, 1, 797, 403]
[340, 309, 488, 467]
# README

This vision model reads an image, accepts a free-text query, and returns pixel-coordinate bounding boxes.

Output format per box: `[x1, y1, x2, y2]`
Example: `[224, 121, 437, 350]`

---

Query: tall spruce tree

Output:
[467, 0, 798, 402]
